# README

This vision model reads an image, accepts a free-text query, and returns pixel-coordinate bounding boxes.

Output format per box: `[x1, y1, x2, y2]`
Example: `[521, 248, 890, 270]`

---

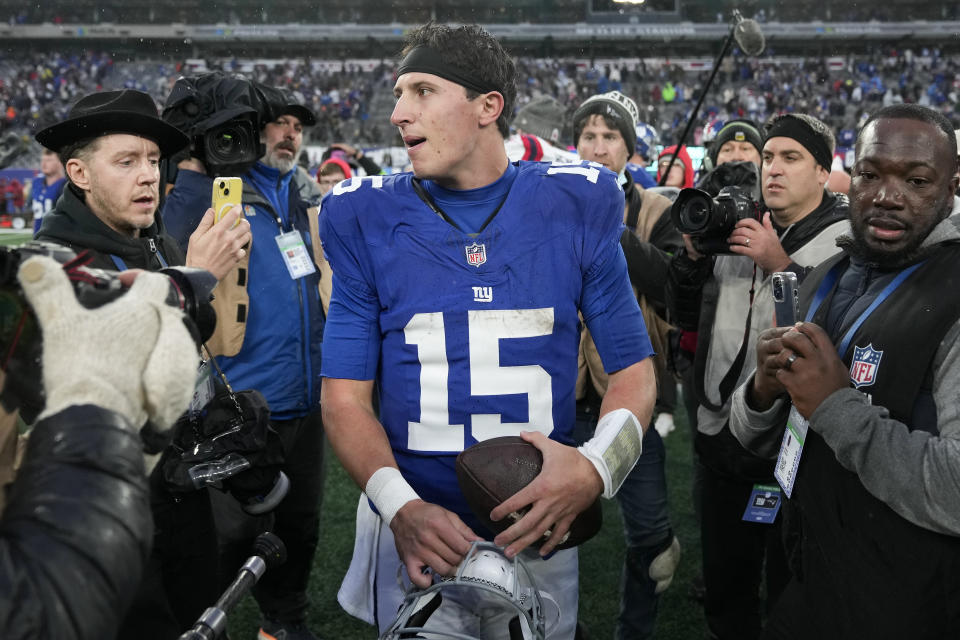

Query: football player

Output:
[319, 23, 657, 638]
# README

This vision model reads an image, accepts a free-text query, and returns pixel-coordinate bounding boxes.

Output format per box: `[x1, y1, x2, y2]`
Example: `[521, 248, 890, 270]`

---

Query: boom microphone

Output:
[657, 8, 766, 186]
[733, 10, 766, 57]
[178, 532, 287, 640]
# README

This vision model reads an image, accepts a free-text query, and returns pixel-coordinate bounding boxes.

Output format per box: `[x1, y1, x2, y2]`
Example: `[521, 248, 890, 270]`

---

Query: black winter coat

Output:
[0, 405, 151, 640]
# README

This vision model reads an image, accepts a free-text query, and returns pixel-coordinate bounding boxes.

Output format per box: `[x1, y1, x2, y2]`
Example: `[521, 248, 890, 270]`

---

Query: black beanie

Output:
[708, 119, 763, 166]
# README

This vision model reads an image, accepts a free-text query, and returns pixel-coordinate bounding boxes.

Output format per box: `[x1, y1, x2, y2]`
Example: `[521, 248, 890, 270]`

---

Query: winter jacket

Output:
[0, 405, 151, 640]
[668, 190, 850, 435]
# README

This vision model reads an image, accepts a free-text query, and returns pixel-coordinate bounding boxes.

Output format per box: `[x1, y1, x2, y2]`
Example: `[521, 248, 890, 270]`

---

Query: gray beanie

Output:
[572, 91, 640, 154]
[512, 96, 567, 144]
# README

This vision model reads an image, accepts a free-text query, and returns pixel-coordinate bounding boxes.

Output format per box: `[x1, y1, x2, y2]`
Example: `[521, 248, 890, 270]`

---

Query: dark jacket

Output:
[0, 405, 151, 640]
[35, 183, 186, 270]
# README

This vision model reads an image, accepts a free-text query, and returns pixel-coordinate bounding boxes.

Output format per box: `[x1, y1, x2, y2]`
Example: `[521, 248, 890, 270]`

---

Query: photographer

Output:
[666, 113, 849, 640]
[0, 255, 197, 640]
[161, 76, 326, 640]
[33, 88, 252, 640]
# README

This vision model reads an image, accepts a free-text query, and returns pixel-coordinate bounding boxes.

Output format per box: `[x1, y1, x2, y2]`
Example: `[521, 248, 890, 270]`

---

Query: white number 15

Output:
[404, 308, 555, 451]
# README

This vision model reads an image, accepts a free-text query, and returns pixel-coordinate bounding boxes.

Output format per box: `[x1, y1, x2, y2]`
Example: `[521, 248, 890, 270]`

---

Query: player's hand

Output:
[777, 322, 849, 418]
[490, 431, 603, 558]
[749, 326, 794, 411]
[390, 499, 481, 588]
[184, 207, 252, 281]
[727, 213, 791, 274]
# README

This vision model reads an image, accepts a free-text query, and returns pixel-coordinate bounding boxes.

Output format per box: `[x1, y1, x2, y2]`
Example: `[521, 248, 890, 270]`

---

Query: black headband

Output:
[766, 116, 833, 172]
[397, 46, 499, 96]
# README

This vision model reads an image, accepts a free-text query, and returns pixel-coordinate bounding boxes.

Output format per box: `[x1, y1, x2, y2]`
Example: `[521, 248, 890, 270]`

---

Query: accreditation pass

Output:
[275, 230, 317, 279]
[774, 406, 808, 499]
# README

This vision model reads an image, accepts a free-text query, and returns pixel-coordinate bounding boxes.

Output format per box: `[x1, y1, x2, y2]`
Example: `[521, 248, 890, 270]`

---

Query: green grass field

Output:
[0, 231, 34, 246]
[226, 403, 706, 639]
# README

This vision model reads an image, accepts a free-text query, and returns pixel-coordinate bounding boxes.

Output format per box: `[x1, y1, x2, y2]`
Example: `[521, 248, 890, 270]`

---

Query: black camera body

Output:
[0, 241, 217, 422]
[163, 72, 284, 177]
[671, 186, 763, 255]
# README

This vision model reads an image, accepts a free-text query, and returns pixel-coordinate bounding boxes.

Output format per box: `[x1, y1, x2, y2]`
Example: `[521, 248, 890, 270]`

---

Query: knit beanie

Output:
[572, 91, 639, 153]
[512, 96, 567, 145]
[708, 119, 763, 167]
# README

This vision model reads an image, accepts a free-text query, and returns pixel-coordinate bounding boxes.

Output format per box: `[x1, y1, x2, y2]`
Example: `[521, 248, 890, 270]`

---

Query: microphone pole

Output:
[657, 9, 758, 186]
[178, 532, 287, 640]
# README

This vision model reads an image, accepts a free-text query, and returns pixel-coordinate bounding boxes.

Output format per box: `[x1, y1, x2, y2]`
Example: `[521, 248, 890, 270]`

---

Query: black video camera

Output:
[163, 72, 284, 177]
[671, 186, 763, 255]
[0, 241, 217, 422]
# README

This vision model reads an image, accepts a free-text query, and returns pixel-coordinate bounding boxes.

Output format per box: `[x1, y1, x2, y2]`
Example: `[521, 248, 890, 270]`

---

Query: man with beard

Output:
[730, 103, 960, 639]
[163, 94, 326, 640]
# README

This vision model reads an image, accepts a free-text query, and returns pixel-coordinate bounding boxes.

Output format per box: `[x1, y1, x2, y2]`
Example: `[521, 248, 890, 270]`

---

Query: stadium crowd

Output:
[1, 46, 958, 168]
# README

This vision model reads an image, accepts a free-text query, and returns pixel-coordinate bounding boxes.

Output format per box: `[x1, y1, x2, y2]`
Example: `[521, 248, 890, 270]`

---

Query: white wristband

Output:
[577, 408, 644, 499]
[365, 467, 421, 526]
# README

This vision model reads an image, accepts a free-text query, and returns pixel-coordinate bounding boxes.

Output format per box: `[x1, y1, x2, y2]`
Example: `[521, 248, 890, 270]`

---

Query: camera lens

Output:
[773, 277, 783, 301]
[674, 191, 713, 234]
[203, 117, 258, 169]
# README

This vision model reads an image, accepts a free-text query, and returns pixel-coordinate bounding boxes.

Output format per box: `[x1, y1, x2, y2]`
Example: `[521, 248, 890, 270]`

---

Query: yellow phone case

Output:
[212, 177, 243, 224]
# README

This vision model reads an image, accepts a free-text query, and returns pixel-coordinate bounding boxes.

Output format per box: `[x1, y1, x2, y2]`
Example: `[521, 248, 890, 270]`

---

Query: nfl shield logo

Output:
[465, 242, 487, 267]
[850, 344, 883, 388]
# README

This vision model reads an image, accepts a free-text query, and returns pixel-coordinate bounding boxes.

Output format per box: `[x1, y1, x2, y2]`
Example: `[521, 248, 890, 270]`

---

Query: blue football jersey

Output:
[320, 160, 652, 532]
[31, 176, 65, 234]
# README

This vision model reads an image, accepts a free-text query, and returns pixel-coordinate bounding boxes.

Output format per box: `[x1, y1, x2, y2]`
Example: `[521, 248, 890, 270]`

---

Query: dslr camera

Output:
[163, 72, 286, 177]
[671, 185, 763, 255]
[0, 241, 217, 423]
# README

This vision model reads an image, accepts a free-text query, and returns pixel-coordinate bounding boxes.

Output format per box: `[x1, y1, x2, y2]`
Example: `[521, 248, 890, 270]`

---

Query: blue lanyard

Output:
[110, 251, 168, 271]
[806, 259, 925, 356]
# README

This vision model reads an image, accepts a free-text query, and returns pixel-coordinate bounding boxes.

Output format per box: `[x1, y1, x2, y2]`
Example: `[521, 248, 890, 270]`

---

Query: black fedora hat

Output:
[36, 89, 190, 157]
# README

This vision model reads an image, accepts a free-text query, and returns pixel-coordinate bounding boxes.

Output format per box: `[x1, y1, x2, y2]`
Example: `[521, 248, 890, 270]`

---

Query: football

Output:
[455, 435, 602, 550]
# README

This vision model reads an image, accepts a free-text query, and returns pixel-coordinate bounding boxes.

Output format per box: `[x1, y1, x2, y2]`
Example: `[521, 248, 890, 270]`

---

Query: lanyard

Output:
[806, 259, 925, 356]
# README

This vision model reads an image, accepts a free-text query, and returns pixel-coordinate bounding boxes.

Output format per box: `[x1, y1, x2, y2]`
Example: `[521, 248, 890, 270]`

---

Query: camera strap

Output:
[693, 264, 758, 412]
[201, 344, 243, 417]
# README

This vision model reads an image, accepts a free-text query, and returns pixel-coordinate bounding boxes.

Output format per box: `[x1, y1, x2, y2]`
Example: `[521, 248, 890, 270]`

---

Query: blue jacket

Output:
[162, 164, 324, 419]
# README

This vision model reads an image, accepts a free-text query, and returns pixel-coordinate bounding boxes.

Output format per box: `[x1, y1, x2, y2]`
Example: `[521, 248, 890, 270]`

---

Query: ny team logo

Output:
[850, 344, 883, 388]
[465, 242, 487, 267]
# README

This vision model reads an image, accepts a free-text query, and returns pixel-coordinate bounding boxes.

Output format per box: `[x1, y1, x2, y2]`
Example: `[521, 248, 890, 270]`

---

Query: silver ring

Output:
[744, 237, 751, 246]
[785, 353, 798, 369]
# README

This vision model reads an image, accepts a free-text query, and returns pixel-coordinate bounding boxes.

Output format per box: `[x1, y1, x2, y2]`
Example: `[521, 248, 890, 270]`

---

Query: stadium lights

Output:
[613, 0, 646, 4]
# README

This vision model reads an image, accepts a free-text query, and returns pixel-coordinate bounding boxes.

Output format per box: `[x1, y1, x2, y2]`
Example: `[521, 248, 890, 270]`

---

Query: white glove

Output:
[20, 256, 199, 431]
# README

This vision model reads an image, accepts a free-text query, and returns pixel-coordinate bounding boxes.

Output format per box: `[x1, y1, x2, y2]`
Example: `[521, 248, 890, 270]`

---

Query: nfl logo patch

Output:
[465, 242, 487, 267]
[849, 344, 883, 388]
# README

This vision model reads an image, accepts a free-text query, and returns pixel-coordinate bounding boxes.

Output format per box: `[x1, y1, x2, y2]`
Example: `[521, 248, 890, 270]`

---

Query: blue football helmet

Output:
[635, 122, 659, 161]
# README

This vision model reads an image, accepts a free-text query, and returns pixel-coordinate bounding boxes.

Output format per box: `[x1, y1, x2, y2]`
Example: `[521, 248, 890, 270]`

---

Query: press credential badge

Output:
[275, 230, 316, 279]
[774, 406, 808, 499]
